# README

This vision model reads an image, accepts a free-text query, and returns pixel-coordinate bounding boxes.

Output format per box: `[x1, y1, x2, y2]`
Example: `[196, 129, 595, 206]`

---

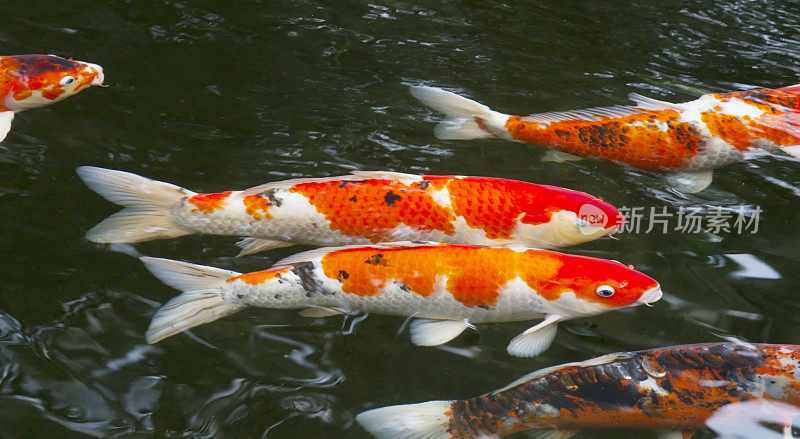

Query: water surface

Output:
[2, 0, 800, 437]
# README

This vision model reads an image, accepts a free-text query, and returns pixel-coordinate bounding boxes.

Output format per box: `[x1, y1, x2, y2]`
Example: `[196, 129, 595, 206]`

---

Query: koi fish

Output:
[357, 342, 800, 439]
[1, 55, 104, 142]
[139, 242, 661, 357]
[76, 167, 622, 256]
[410, 85, 800, 192]
[706, 400, 800, 439]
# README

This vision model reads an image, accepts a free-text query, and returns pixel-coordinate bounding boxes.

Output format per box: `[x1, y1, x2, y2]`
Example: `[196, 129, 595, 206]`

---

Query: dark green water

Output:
[2, 0, 800, 437]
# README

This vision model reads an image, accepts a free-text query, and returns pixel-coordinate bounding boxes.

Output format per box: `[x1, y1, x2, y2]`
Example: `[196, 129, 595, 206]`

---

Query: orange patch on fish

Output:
[40, 87, 66, 100]
[505, 110, 704, 170]
[188, 191, 232, 214]
[715, 87, 800, 115]
[752, 114, 800, 146]
[289, 179, 456, 241]
[424, 176, 520, 240]
[228, 267, 290, 285]
[711, 87, 800, 147]
[425, 176, 613, 239]
[242, 194, 273, 220]
[319, 246, 568, 308]
[12, 89, 32, 101]
[701, 112, 753, 150]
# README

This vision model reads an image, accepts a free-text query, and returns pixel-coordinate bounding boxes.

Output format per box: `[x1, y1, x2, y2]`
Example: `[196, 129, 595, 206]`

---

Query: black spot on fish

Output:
[364, 253, 385, 265]
[13, 55, 77, 78]
[337, 270, 349, 282]
[418, 180, 430, 190]
[384, 190, 402, 207]
[292, 262, 328, 297]
[349, 195, 357, 202]
[237, 293, 244, 299]
[274, 294, 282, 299]
[258, 189, 283, 207]
[477, 304, 493, 310]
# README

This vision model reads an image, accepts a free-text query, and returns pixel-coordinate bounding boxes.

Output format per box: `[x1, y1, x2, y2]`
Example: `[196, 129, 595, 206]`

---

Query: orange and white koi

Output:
[357, 342, 800, 439]
[1, 55, 104, 142]
[411, 85, 800, 192]
[139, 242, 661, 357]
[77, 167, 623, 256]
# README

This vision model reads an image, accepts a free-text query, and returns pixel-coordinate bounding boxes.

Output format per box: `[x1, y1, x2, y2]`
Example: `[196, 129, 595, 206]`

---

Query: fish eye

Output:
[60, 76, 75, 86]
[596, 285, 615, 297]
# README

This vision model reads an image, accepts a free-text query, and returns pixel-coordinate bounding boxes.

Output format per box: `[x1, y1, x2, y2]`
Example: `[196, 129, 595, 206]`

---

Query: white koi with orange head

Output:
[0, 54, 104, 141]
[138, 242, 661, 357]
[77, 167, 623, 256]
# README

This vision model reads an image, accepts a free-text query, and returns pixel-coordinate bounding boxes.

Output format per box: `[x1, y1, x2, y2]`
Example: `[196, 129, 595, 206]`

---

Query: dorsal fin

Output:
[271, 241, 441, 268]
[240, 171, 422, 197]
[521, 93, 679, 125]
[348, 170, 422, 181]
[494, 352, 630, 392]
[627, 92, 680, 110]
[521, 104, 646, 124]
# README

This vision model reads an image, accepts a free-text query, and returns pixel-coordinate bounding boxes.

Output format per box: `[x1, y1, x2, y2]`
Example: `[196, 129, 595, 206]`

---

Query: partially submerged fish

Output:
[77, 167, 622, 256]
[410, 85, 800, 192]
[706, 400, 800, 439]
[1, 55, 104, 142]
[357, 342, 800, 439]
[139, 242, 661, 357]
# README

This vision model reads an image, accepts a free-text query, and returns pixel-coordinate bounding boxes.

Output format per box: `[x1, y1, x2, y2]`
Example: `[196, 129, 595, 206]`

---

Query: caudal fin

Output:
[140, 257, 243, 344]
[356, 400, 454, 439]
[409, 85, 508, 140]
[77, 166, 194, 243]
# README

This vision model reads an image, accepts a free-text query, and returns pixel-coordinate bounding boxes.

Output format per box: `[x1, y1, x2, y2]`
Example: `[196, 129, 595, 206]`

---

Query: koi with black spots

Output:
[1, 55, 104, 142]
[357, 342, 800, 439]
[411, 85, 800, 192]
[77, 167, 623, 255]
[137, 242, 660, 357]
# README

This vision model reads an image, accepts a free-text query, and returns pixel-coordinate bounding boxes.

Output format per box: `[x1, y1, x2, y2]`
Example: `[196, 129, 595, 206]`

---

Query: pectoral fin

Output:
[507, 315, 561, 357]
[665, 170, 713, 193]
[298, 307, 347, 318]
[0, 111, 14, 142]
[541, 150, 584, 163]
[780, 145, 800, 159]
[525, 429, 579, 439]
[409, 318, 469, 346]
[235, 237, 293, 257]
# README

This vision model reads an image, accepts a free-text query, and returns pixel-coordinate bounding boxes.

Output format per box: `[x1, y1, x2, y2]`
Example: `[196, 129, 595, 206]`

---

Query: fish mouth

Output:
[85, 63, 105, 86]
[637, 286, 663, 306]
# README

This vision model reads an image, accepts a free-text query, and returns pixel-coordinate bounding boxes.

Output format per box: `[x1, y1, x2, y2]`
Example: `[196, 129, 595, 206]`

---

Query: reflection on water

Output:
[2, 0, 800, 437]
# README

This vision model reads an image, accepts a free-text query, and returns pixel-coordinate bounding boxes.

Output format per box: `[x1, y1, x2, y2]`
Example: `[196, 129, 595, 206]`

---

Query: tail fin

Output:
[409, 85, 508, 140]
[140, 257, 242, 344]
[356, 400, 454, 439]
[77, 166, 194, 243]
